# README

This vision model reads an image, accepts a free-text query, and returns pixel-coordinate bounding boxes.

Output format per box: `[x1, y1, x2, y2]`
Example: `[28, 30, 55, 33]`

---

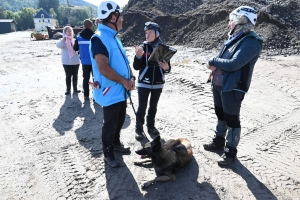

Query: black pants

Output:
[63, 64, 80, 90]
[102, 101, 127, 153]
[213, 85, 244, 128]
[136, 87, 162, 130]
[82, 65, 93, 97]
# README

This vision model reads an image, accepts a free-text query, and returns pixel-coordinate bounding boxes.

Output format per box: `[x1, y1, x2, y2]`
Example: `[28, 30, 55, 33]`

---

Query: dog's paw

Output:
[141, 181, 152, 189]
[134, 161, 141, 166]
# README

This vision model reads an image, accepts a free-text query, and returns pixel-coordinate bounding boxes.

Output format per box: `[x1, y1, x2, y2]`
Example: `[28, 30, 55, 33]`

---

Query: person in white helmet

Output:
[204, 6, 263, 166]
[89, 0, 135, 168]
[133, 22, 171, 140]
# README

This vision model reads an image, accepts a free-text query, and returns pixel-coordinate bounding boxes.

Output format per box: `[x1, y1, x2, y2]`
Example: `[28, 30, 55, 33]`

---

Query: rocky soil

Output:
[121, 0, 300, 57]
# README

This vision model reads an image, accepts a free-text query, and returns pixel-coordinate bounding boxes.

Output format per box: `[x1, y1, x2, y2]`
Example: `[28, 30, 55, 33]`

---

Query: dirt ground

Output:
[0, 32, 300, 200]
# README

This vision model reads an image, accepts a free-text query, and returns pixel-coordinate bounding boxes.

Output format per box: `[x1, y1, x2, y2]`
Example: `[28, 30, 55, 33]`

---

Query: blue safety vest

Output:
[77, 35, 92, 65]
[89, 24, 131, 106]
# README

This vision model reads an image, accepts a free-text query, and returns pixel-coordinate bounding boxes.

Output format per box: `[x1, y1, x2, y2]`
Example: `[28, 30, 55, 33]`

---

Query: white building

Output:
[33, 8, 57, 32]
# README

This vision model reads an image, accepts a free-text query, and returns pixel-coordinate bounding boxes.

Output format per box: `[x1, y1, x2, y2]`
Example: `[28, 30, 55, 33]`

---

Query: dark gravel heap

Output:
[120, 0, 300, 56]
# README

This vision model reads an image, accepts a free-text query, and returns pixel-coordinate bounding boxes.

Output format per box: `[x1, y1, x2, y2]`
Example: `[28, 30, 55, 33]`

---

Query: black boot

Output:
[65, 89, 70, 95]
[147, 126, 159, 135]
[217, 146, 237, 166]
[203, 135, 225, 151]
[104, 152, 120, 168]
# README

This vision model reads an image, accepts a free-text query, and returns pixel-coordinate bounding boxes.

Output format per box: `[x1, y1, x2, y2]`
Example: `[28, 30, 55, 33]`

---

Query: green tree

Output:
[17, 7, 37, 30]
[49, 8, 57, 19]
[57, 5, 70, 26]
[0, 7, 5, 18]
[37, 0, 59, 13]
[4, 10, 15, 20]
[70, 7, 89, 26]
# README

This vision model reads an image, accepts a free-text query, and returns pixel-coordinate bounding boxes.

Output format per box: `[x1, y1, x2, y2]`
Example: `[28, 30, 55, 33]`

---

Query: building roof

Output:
[33, 8, 54, 19]
[0, 19, 16, 23]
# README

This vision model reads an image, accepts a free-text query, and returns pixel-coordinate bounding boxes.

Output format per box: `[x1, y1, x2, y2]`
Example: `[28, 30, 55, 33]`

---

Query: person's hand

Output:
[122, 79, 135, 91]
[159, 59, 169, 71]
[62, 37, 66, 42]
[135, 46, 144, 57]
[207, 63, 216, 71]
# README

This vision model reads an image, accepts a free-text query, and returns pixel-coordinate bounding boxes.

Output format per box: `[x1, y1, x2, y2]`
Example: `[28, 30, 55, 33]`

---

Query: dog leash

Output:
[127, 91, 150, 142]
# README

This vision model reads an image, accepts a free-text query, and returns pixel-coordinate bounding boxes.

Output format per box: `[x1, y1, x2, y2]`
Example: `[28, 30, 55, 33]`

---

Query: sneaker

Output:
[104, 156, 120, 168]
[148, 126, 159, 135]
[84, 96, 89, 100]
[114, 143, 130, 153]
[203, 136, 225, 151]
[217, 153, 236, 166]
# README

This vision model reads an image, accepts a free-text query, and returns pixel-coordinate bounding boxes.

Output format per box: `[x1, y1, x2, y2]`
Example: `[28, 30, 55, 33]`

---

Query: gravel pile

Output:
[121, 0, 300, 56]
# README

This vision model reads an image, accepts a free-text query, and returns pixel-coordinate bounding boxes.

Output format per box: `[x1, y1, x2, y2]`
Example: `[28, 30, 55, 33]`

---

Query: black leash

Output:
[127, 91, 150, 142]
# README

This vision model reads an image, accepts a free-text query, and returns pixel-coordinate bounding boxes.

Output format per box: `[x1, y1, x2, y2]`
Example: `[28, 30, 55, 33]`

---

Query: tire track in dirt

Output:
[156, 59, 300, 199]
[21, 95, 105, 199]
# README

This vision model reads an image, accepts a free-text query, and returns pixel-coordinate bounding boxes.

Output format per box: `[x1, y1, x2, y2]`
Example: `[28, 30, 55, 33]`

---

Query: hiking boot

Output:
[217, 153, 236, 166]
[104, 156, 120, 168]
[65, 89, 70, 95]
[148, 126, 159, 135]
[203, 136, 225, 151]
[114, 143, 130, 153]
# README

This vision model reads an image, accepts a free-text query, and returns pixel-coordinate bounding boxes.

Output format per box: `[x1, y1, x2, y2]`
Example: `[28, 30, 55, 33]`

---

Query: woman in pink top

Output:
[56, 26, 81, 95]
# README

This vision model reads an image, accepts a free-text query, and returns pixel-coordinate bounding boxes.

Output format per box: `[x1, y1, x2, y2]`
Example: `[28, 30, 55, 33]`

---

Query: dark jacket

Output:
[133, 38, 171, 89]
[73, 28, 94, 65]
[209, 31, 263, 93]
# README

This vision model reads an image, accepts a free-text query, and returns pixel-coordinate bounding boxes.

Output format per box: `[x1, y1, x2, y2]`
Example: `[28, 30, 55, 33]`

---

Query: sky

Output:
[84, 0, 129, 8]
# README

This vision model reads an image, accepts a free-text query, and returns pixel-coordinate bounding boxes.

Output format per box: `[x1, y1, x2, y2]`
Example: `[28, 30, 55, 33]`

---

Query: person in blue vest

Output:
[73, 19, 94, 100]
[204, 6, 263, 166]
[89, 0, 135, 168]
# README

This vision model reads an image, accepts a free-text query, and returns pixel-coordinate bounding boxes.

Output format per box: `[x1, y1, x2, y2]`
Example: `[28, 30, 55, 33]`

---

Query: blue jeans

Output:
[213, 85, 244, 128]
[102, 101, 127, 153]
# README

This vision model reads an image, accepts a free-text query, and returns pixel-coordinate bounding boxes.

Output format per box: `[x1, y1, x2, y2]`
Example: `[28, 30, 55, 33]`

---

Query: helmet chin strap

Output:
[107, 13, 120, 33]
[229, 26, 237, 35]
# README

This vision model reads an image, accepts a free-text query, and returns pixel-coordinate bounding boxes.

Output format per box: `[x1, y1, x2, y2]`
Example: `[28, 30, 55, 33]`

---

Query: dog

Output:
[134, 136, 193, 189]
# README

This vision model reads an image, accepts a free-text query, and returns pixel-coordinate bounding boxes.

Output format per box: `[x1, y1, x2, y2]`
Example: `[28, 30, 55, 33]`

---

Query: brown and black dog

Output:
[134, 136, 193, 189]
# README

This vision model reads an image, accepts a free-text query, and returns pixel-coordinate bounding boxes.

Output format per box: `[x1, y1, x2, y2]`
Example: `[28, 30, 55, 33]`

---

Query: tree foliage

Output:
[17, 7, 37, 30]
[0, 0, 97, 30]
[0, 0, 35, 12]
[37, 0, 59, 13]
[0, 7, 6, 18]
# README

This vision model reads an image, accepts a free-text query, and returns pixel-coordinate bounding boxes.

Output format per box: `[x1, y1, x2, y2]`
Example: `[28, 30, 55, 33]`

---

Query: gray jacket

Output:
[56, 39, 80, 65]
[209, 31, 263, 93]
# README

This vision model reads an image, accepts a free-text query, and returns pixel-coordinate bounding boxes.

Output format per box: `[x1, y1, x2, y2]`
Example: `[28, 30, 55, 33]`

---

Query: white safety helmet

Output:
[98, 0, 122, 20]
[230, 6, 257, 25]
